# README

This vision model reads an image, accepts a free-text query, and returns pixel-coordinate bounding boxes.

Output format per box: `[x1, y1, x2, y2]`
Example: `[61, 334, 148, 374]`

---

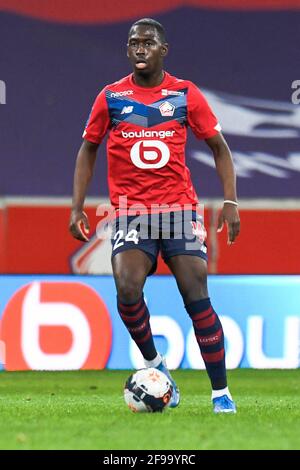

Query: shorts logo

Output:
[191, 221, 207, 244]
[130, 140, 170, 169]
[110, 90, 133, 98]
[159, 101, 175, 117]
[0, 282, 112, 370]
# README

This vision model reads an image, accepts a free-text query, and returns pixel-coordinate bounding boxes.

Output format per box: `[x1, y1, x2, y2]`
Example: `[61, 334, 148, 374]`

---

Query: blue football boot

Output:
[212, 395, 237, 414]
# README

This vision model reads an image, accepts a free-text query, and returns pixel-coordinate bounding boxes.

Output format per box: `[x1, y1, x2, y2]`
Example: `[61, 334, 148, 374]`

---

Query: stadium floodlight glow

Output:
[0, 80, 6, 104]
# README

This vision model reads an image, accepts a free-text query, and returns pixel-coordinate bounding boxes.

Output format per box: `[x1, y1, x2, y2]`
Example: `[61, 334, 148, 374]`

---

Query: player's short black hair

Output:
[129, 18, 167, 43]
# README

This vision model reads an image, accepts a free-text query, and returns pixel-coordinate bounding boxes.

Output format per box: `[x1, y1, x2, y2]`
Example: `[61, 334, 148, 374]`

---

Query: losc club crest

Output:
[159, 101, 175, 117]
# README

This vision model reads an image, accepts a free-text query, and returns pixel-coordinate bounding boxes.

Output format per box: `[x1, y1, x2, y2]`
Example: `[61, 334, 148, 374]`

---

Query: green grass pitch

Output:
[0, 369, 299, 450]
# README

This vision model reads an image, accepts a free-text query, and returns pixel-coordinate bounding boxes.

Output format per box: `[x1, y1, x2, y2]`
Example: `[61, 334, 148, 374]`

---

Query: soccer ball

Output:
[124, 367, 173, 413]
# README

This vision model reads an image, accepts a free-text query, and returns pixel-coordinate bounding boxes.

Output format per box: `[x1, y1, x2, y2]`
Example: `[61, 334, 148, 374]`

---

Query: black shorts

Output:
[111, 210, 207, 275]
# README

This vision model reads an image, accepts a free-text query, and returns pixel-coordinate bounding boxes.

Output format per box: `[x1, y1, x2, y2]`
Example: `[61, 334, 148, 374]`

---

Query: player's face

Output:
[127, 26, 168, 76]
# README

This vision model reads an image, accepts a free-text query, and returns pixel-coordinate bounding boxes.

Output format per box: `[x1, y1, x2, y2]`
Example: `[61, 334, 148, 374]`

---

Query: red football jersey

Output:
[83, 72, 221, 213]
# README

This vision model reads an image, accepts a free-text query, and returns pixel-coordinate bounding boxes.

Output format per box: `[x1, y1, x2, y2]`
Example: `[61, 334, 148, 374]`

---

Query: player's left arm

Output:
[205, 133, 240, 244]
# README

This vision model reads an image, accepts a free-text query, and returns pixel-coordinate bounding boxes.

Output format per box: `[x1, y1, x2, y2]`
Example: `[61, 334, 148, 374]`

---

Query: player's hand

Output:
[69, 210, 90, 242]
[217, 204, 240, 245]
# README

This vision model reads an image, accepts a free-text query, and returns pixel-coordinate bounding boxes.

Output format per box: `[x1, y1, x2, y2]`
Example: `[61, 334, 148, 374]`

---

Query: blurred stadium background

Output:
[0, 0, 299, 438]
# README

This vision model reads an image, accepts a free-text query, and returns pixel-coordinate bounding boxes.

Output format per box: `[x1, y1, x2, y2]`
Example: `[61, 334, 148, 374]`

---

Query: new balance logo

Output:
[121, 106, 134, 114]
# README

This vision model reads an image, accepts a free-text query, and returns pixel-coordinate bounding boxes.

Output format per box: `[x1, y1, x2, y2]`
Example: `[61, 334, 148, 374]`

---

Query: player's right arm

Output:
[69, 87, 110, 242]
[69, 140, 99, 242]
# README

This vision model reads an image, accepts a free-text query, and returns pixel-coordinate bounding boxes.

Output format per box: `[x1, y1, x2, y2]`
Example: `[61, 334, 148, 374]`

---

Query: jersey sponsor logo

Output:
[0, 282, 112, 370]
[161, 89, 185, 97]
[110, 90, 133, 98]
[130, 140, 170, 169]
[159, 101, 175, 117]
[121, 130, 175, 139]
[121, 105, 134, 114]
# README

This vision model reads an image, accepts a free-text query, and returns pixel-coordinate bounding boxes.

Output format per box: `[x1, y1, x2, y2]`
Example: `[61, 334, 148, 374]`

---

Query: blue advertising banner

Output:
[0, 275, 299, 371]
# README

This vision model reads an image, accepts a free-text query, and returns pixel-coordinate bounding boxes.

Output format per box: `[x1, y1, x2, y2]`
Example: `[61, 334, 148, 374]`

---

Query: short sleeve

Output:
[82, 88, 110, 144]
[187, 82, 221, 140]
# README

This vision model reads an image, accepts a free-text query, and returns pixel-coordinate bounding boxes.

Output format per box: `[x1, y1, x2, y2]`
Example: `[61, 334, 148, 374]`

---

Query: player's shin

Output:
[117, 295, 157, 360]
[185, 297, 227, 390]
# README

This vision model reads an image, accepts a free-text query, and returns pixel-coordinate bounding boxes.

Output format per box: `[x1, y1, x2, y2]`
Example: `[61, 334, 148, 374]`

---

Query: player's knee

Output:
[115, 274, 144, 304]
[181, 272, 208, 304]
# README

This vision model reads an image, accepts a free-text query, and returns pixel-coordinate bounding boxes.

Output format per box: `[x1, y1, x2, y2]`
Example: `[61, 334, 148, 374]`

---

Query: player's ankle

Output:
[211, 386, 232, 401]
[144, 353, 162, 368]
